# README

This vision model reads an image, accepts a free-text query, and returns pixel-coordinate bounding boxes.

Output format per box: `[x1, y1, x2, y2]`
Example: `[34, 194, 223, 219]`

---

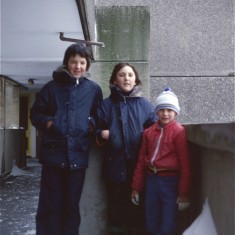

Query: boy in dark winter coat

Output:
[131, 88, 191, 235]
[30, 43, 103, 235]
[96, 63, 157, 235]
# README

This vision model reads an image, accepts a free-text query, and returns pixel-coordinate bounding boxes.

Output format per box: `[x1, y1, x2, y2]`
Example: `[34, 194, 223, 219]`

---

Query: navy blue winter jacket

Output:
[30, 69, 103, 169]
[96, 86, 156, 182]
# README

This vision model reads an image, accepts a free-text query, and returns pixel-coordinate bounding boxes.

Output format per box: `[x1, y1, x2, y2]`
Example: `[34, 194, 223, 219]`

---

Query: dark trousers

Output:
[106, 181, 145, 235]
[145, 174, 179, 235]
[36, 165, 86, 235]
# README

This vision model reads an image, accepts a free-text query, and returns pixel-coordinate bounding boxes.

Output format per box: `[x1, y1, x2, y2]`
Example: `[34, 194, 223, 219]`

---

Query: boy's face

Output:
[67, 54, 87, 79]
[114, 65, 136, 93]
[157, 109, 176, 126]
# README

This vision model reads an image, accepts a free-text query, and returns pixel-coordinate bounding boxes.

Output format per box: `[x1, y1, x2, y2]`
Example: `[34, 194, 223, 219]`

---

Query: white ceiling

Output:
[1, 0, 84, 90]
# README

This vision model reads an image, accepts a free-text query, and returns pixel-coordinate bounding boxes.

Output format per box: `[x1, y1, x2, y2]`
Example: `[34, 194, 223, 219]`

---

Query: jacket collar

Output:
[155, 120, 176, 129]
[109, 85, 142, 102]
[52, 67, 87, 85]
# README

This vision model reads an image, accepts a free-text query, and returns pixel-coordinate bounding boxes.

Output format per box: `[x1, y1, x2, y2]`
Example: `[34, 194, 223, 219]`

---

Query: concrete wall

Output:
[150, 76, 235, 124]
[78, 1, 235, 234]
[89, 0, 234, 76]
[80, 146, 108, 235]
[85, 0, 234, 124]
[185, 123, 234, 235]
[79, 124, 234, 235]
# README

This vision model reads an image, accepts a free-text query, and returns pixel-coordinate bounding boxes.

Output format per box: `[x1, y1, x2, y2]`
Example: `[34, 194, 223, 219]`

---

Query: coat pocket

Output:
[42, 137, 67, 150]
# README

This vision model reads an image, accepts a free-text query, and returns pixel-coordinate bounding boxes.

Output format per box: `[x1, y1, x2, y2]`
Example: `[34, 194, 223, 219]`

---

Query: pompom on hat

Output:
[155, 88, 180, 115]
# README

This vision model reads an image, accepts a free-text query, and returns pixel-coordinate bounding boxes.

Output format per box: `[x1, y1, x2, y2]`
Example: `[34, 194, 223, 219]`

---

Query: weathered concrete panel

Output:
[150, 0, 234, 76]
[94, 0, 234, 76]
[150, 76, 235, 124]
[80, 146, 108, 235]
[186, 123, 234, 152]
[186, 123, 234, 235]
[95, 6, 150, 61]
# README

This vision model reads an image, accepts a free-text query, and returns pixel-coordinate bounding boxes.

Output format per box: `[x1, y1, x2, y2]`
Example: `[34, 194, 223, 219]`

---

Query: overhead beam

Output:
[75, 0, 90, 41]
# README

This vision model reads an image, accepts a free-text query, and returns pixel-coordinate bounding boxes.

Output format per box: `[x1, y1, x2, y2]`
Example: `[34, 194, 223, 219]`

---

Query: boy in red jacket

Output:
[131, 88, 190, 235]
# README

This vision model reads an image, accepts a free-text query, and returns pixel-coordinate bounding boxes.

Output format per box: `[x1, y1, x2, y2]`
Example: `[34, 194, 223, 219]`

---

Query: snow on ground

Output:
[0, 158, 41, 235]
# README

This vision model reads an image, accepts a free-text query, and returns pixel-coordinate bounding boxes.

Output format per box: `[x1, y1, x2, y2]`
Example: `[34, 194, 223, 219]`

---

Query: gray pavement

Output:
[0, 158, 41, 235]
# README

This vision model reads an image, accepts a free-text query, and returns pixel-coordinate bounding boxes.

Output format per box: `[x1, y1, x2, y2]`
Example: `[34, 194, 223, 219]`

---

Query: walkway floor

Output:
[0, 158, 194, 235]
[0, 158, 41, 235]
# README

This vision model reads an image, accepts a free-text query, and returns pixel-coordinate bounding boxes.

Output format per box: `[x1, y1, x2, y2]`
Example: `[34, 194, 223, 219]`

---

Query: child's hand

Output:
[131, 190, 140, 206]
[101, 130, 109, 140]
[176, 197, 190, 211]
[47, 120, 53, 129]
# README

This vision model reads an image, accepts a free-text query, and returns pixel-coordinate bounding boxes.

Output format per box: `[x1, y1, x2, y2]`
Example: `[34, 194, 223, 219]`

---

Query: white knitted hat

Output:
[155, 88, 180, 115]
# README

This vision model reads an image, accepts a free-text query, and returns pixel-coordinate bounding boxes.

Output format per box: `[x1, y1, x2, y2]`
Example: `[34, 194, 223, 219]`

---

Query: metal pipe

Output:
[59, 32, 105, 47]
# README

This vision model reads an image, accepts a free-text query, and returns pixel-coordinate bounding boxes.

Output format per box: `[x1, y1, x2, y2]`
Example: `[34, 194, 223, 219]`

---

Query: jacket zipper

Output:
[75, 78, 79, 86]
[150, 127, 164, 169]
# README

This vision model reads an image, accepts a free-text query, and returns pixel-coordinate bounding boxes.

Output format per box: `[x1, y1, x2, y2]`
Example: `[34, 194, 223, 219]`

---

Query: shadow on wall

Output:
[176, 141, 203, 235]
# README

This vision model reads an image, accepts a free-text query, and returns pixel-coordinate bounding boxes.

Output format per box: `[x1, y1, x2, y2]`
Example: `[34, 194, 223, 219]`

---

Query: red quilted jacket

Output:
[131, 120, 190, 198]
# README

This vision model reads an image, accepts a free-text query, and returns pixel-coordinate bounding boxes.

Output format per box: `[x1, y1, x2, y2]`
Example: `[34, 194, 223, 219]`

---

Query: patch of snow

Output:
[25, 229, 36, 235]
[10, 164, 31, 176]
[182, 198, 218, 235]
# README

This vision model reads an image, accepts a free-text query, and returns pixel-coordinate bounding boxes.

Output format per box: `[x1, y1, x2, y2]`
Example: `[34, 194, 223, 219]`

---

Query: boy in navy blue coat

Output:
[30, 44, 103, 235]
